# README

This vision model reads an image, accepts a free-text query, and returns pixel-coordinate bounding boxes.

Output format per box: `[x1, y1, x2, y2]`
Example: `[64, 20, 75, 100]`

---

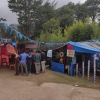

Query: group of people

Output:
[18, 49, 46, 76]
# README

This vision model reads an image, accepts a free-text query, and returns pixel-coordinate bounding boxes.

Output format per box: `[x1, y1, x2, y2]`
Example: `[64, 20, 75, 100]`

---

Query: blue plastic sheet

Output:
[51, 61, 64, 74]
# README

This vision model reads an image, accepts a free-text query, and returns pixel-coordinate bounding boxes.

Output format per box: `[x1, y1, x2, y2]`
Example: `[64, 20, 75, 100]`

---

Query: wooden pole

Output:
[87, 60, 90, 81]
[76, 63, 78, 77]
[82, 61, 84, 78]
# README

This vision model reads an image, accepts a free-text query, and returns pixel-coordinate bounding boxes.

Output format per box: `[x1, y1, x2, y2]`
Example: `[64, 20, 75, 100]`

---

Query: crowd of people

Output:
[18, 49, 46, 76]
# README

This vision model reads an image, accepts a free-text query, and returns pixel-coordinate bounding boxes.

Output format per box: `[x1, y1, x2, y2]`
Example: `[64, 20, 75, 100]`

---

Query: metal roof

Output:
[79, 41, 100, 50]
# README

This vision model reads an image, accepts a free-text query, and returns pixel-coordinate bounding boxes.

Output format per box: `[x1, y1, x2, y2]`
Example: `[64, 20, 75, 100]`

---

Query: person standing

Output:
[27, 49, 33, 75]
[18, 50, 32, 76]
[34, 50, 41, 75]
[32, 50, 36, 55]
[41, 50, 46, 73]
[67, 57, 71, 75]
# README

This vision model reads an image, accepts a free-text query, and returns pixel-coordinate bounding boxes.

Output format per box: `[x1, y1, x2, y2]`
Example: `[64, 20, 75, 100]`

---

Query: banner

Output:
[67, 50, 75, 57]
[6, 44, 18, 58]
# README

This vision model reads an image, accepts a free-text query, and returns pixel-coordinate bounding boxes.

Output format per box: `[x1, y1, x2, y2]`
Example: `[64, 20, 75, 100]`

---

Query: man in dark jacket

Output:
[34, 50, 41, 74]
[27, 49, 33, 75]
[41, 50, 46, 73]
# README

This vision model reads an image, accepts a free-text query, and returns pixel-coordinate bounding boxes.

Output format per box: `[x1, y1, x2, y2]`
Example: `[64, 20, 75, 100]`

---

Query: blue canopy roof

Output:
[68, 41, 100, 54]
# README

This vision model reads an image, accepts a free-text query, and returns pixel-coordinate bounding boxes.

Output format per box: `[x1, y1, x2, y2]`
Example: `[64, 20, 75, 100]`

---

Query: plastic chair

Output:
[9, 58, 16, 70]
[1, 58, 7, 67]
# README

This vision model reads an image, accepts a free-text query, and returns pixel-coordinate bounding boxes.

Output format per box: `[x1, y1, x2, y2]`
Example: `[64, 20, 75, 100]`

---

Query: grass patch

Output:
[1, 68, 100, 90]
[42, 70, 100, 90]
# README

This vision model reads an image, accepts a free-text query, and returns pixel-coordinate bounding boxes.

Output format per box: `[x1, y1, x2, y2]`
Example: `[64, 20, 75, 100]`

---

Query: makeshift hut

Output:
[51, 41, 100, 76]
[51, 44, 68, 74]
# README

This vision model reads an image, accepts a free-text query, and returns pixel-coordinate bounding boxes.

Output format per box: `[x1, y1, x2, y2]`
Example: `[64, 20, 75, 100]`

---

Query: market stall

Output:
[51, 44, 69, 74]
[16, 42, 39, 73]
[68, 41, 100, 77]
[0, 38, 17, 68]
[51, 41, 100, 78]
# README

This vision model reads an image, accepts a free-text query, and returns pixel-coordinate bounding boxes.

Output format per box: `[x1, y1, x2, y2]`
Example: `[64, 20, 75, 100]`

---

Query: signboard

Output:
[67, 50, 75, 57]
[0, 38, 12, 44]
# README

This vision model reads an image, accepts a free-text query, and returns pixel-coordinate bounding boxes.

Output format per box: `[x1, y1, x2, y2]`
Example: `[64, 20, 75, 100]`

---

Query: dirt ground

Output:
[0, 68, 100, 100]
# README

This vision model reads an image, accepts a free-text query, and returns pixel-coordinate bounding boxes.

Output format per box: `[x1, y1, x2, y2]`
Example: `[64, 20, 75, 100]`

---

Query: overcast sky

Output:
[0, 0, 86, 25]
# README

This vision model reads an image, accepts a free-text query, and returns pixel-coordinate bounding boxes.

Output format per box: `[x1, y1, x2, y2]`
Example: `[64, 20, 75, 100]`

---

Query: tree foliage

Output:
[8, 0, 43, 38]
[8, 0, 57, 39]
[60, 14, 74, 30]
[36, 18, 65, 43]
[64, 18, 100, 42]
[56, 2, 75, 19]
[6, 0, 100, 43]
[91, 22, 100, 39]
[74, 3, 87, 22]
[33, 1, 57, 38]
[84, 0, 100, 21]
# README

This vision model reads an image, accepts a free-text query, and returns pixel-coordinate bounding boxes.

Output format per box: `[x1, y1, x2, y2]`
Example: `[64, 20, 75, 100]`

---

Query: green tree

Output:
[36, 18, 65, 43]
[84, 0, 100, 21]
[33, 1, 57, 38]
[8, 0, 43, 38]
[91, 22, 100, 39]
[60, 14, 74, 28]
[8, 0, 57, 39]
[60, 14, 74, 34]
[74, 3, 87, 22]
[64, 19, 95, 42]
[56, 2, 75, 19]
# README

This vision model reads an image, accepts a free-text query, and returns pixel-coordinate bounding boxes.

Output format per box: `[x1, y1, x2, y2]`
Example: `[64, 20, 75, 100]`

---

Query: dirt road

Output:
[0, 78, 100, 100]
[0, 68, 100, 100]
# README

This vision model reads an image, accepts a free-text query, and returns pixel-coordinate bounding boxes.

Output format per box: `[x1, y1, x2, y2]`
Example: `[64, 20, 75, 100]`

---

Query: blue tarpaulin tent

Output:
[68, 41, 100, 76]
[68, 41, 100, 54]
